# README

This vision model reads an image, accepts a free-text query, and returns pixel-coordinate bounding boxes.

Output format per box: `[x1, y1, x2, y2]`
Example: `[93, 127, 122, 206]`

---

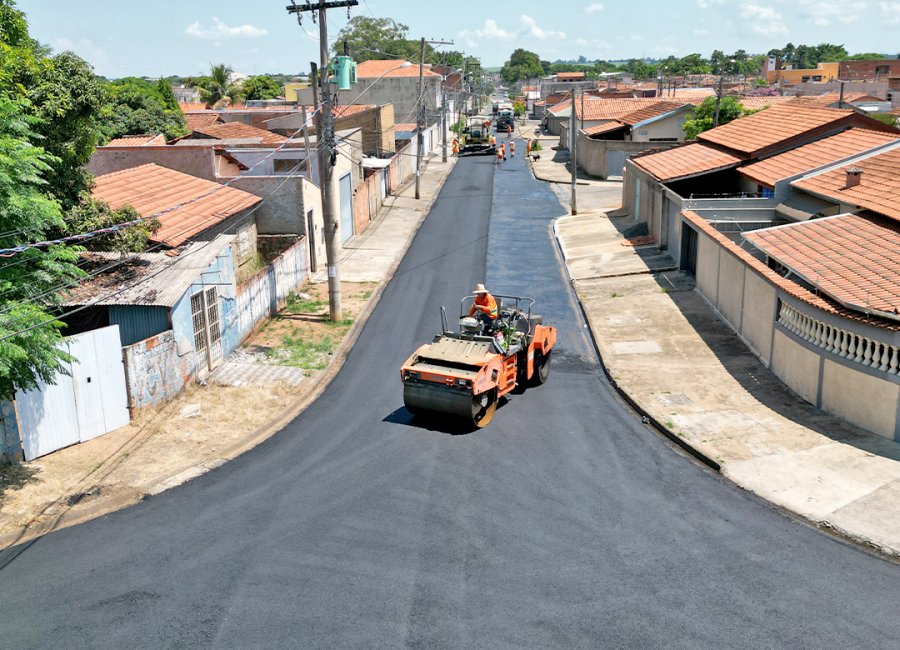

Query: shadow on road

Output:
[383, 398, 511, 436]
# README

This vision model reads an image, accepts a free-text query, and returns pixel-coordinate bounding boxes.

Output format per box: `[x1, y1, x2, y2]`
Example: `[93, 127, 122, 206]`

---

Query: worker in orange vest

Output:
[509, 141, 516, 158]
[452, 137, 459, 155]
[489, 133, 496, 147]
[469, 283, 498, 330]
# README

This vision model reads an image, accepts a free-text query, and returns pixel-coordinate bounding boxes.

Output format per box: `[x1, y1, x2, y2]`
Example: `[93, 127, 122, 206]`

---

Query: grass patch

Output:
[352, 289, 374, 300]
[285, 292, 328, 314]
[270, 334, 337, 371]
[611, 292, 619, 298]
[0, 462, 38, 500]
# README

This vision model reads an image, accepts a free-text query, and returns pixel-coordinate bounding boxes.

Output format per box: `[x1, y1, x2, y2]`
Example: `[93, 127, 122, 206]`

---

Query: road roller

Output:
[400, 294, 557, 428]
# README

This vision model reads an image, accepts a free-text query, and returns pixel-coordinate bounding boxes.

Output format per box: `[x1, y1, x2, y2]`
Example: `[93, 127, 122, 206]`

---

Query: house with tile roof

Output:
[621, 104, 900, 257]
[91, 163, 262, 254]
[613, 105, 900, 439]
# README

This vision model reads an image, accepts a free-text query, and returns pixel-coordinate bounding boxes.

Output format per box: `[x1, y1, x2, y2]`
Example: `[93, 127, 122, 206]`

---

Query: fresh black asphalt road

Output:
[1, 148, 899, 648]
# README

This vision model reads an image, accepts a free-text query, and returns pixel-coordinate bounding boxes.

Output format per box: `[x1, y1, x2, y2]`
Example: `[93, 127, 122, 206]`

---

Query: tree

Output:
[0, 95, 84, 399]
[846, 53, 888, 60]
[500, 49, 543, 83]
[331, 16, 423, 62]
[197, 63, 241, 109]
[66, 199, 158, 254]
[682, 96, 746, 139]
[99, 77, 187, 142]
[241, 75, 281, 101]
[622, 58, 657, 80]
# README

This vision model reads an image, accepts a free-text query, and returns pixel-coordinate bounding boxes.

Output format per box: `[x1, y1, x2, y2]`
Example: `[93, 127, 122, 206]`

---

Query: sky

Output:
[17, 0, 900, 78]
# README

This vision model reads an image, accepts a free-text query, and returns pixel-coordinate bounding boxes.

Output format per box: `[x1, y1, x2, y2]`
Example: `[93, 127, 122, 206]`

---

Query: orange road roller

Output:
[401, 294, 557, 428]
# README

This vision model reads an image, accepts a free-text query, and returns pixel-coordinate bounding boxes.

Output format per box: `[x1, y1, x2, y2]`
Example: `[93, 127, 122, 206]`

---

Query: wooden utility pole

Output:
[415, 37, 453, 200]
[285, 0, 358, 321]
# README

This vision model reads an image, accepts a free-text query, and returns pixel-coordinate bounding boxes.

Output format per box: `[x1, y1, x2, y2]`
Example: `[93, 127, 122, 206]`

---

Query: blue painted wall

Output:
[170, 245, 239, 375]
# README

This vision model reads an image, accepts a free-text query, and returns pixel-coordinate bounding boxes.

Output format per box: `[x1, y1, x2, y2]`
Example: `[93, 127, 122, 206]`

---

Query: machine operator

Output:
[469, 283, 498, 330]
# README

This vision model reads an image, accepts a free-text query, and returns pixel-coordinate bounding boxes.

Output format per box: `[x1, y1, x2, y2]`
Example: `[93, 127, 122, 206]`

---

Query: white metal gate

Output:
[17, 326, 130, 460]
[339, 172, 354, 243]
[606, 149, 629, 178]
[191, 286, 223, 377]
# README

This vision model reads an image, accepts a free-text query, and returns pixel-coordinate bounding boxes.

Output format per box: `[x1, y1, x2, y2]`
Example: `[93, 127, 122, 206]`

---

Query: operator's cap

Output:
[473, 283, 489, 294]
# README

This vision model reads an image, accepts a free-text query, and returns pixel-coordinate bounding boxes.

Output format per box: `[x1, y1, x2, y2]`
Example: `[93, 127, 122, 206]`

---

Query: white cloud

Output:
[519, 15, 566, 40]
[186, 18, 267, 40]
[800, 1, 866, 26]
[51, 37, 109, 69]
[697, 0, 725, 7]
[693, 28, 711, 34]
[879, 1, 900, 23]
[585, 2, 604, 11]
[575, 37, 589, 45]
[740, 3, 789, 36]
[656, 46, 679, 54]
[476, 19, 515, 40]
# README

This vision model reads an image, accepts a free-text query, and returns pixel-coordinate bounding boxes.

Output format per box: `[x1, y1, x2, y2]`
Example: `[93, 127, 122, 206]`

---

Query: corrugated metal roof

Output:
[64, 235, 234, 308]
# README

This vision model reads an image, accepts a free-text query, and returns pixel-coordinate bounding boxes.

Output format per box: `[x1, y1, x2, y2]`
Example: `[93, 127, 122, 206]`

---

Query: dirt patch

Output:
[0, 280, 376, 548]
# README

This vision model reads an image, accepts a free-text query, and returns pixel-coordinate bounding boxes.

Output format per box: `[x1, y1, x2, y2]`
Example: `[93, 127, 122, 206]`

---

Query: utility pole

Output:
[286, 0, 358, 322]
[441, 80, 447, 162]
[415, 37, 453, 199]
[569, 88, 578, 215]
[713, 74, 723, 128]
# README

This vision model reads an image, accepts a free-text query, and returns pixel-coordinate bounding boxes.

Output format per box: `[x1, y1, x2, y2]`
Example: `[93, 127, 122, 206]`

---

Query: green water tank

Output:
[331, 56, 357, 91]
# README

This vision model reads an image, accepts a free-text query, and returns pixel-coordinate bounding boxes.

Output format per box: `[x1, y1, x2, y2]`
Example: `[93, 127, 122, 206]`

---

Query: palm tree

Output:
[198, 63, 239, 109]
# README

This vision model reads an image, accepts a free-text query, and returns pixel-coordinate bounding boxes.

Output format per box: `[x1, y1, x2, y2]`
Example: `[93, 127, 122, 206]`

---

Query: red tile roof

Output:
[190, 122, 287, 144]
[583, 121, 627, 136]
[184, 113, 222, 131]
[92, 163, 261, 248]
[550, 97, 674, 121]
[618, 101, 688, 126]
[681, 210, 900, 330]
[697, 105, 858, 156]
[179, 102, 209, 112]
[356, 59, 440, 78]
[743, 214, 900, 318]
[790, 91, 885, 106]
[332, 104, 377, 118]
[792, 147, 900, 221]
[556, 71, 586, 81]
[735, 96, 796, 111]
[738, 128, 900, 187]
[631, 143, 743, 182]
[105, 134, 166, 147]
[393, 122, 417, 132]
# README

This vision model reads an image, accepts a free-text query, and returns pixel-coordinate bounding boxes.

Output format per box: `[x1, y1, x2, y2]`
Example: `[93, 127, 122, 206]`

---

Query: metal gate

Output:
[191, 286, 223, 377]
[606, 149, 629, 179]
[339, 172, 354, 243]
[17, 326, 130, 460]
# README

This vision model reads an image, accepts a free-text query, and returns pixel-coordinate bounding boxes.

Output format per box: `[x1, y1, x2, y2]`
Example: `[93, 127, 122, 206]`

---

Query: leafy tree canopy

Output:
[196, 63, 242, 109]
[332, 16, 427, 63]
[766, 43, 848, 70]
[500, 49, 543, 83]
[682, 96, 747, 140]
[99, 77, 187, 142]
[0, 94, 84, 398]
[241, 74, 282, 101]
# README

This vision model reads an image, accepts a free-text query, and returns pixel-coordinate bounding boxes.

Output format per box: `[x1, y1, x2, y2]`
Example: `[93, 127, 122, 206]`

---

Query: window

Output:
[274, 158, 303, 174]
[191, 292, 207, 354]
[876, 65, 889, 75]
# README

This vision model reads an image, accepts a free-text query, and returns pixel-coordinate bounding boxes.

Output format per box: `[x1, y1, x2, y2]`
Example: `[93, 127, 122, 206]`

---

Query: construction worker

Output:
[499, 143, 506, 160]
[495, 146, 503, 165]
[452, 137, 459, 156]
[509, 141, 516, 158]
[469, 283, 498, 330]
[489, 133, 496, 147]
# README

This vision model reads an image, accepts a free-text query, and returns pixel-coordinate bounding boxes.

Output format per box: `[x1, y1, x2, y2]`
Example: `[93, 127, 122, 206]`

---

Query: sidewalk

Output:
[554, 209, 900, 558]
[0, 153, 456, 549]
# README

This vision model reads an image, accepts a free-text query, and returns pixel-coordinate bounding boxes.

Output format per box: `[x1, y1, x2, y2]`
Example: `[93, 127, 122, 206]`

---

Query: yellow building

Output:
[765, 62, 840, 85]
[283, 82, 311, 103]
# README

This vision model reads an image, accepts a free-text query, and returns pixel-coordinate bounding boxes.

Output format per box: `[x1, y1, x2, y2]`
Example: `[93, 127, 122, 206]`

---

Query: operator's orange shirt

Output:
[470, 293, 498, 320]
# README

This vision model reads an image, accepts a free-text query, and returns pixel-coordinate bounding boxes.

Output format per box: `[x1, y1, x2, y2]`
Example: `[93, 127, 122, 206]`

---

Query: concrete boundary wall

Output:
[685, 214, 900, 441]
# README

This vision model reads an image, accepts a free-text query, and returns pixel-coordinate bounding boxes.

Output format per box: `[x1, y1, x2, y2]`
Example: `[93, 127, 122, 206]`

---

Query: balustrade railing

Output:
[778, 301, 899, 375]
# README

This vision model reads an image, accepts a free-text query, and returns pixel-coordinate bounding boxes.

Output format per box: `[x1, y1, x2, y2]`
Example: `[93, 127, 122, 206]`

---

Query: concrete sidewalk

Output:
[555, 209, 900, 558]
[0, 153, 456, 548]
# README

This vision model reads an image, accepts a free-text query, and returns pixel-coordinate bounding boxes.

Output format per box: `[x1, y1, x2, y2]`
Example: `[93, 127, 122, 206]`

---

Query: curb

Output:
[0, 155, 457, 552]
[550, 217, 721, 472]
[550, 216, 900, 562]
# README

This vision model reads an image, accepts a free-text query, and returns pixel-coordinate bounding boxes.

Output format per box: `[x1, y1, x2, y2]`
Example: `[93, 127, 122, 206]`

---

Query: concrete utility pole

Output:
[415, 37, 453, 200]
[569, 88, 578, 215]
[286, 0, 358, 322]
[441, 80, 447, 163]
